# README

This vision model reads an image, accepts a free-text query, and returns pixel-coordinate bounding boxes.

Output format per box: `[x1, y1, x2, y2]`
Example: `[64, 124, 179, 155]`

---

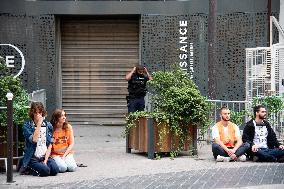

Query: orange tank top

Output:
[51, 125, 73, 156]
[216, 121, 236, 147]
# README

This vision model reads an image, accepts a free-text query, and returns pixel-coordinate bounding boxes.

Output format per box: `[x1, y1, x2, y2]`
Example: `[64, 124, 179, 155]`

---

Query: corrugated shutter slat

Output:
[61, 18, 139, 125]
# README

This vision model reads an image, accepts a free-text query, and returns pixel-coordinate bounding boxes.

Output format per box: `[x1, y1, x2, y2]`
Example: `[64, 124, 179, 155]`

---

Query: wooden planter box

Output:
[126, 117, 197, 159]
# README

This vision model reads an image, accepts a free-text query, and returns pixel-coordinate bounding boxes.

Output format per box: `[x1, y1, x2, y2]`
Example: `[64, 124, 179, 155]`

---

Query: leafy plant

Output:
[225, 96, 284, 129]
[154, 153, 161, 160]
[252, 95, 284, 127]
[0, 57, 29, 143]
[230, 110, 249, 127]
[125, 67, 212, 157]
[148, 67, 211, 134]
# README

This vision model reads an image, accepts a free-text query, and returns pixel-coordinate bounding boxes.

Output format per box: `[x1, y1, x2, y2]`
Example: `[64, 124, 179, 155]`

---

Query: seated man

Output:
[212, 107, 250, 162]
[242, 105, 284, 162]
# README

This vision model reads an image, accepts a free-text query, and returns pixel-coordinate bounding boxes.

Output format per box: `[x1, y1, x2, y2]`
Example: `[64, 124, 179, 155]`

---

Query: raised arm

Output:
[126, 67, 136, 81]
[32, 113, 44, 143]
[144, 67, 153, 81]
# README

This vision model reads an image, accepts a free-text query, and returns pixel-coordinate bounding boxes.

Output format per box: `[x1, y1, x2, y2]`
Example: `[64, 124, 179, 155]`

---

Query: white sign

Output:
[178, 21, 194, 79]
[0, 44, 25, 78]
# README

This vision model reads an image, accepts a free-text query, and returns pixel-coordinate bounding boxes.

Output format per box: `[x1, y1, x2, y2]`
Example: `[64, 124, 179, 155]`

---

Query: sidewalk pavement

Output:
[0, 125, 283, 189]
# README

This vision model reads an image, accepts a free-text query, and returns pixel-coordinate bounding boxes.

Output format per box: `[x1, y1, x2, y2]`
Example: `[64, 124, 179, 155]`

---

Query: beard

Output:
[221, 116, 230, 121]
[259, 114, 266, 120]
[137, 72, 144, 77]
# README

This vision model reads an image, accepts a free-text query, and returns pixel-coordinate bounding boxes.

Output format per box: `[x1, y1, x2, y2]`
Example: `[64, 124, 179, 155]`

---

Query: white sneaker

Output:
[237, 155, 246, 162]
[216, 155, 231, 162]
[216, 155, 224, 162]
[223, 157, 231, 162]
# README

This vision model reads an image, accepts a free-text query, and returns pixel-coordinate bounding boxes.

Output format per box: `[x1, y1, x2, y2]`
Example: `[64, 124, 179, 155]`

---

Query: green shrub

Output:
[126, 67, 212, 156]
[0, 57, 29, 144]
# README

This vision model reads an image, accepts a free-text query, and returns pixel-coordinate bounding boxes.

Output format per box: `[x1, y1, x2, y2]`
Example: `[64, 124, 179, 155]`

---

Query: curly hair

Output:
[28, 102, 47, 120]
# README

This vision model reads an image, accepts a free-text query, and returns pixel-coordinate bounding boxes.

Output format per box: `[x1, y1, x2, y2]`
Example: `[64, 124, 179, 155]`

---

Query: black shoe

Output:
[277, 157, 284, 163]
[19, 166, 31, 175]
[252, 156, 259, 162]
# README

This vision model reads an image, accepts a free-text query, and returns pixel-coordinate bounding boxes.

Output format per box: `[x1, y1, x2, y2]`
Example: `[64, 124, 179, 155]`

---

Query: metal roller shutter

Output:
[61, 18, 139, 126]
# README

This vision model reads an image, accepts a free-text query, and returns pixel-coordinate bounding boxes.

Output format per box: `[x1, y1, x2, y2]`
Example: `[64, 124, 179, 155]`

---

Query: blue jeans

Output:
[128, 97, 145, 113]
[212, 142, 250, 159]
[28, 157, 59, 176]
[253, 148, 284, 162]
[53, 154, 77, 173]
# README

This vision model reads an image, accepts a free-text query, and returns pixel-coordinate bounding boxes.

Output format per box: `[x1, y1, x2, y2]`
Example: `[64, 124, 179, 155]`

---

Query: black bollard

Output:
[6, 92, 14, 183]
[147, 118, 154, 159]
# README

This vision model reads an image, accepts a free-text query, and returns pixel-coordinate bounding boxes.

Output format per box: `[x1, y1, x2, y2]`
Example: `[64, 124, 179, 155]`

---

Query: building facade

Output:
[0, 0, 280, 125]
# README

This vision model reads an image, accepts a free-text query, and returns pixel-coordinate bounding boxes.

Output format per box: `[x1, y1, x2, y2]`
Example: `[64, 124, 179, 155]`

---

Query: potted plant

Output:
[125, 67, 212, 158]
[0, 57, 29, 170]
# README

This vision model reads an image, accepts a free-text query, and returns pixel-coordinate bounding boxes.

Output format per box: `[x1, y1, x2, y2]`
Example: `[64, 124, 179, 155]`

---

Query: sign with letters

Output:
[178, 21, 194, 79]
[0, 44, 25, 78]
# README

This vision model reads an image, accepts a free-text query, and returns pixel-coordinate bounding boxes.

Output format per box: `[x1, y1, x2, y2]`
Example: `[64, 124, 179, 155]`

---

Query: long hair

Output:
[29, 102, 47, 120]
[50, 109, 69, 131]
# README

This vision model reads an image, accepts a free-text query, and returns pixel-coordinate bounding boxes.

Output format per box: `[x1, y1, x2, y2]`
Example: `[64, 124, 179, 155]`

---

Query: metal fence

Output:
[145, 94, 284, 143]
[201, 99, 284, 143]
[0, 89, 46, 109]
[201, 100, 251, 143]
[28, 89, 46, 108]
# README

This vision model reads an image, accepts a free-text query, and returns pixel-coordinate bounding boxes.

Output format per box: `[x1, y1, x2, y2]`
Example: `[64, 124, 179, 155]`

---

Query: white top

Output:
[212, 123, 241, 140]
[34, 122, 47, 158]
[253, 120, 268, 148]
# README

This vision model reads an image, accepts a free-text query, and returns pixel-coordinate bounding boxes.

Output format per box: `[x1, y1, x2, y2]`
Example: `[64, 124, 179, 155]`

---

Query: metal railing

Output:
[145, 95, 284, 143]
[206, 99, 251, 125]
[202, 100, 251, 143]
[28, 89, 46, 108]
[0, 89, 46, 111]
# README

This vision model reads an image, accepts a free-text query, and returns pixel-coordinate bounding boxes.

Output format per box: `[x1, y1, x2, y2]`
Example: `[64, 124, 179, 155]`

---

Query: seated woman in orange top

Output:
[50, 109, 77, 172]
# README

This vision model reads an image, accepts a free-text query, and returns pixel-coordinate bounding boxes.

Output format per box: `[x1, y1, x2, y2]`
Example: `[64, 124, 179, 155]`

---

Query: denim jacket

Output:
[22, 119, 53, 168]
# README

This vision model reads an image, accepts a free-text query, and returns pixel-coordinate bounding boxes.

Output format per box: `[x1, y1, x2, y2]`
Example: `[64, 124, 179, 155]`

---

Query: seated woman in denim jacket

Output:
[50, 109, 77, 172]
[20, 102, 59, 176]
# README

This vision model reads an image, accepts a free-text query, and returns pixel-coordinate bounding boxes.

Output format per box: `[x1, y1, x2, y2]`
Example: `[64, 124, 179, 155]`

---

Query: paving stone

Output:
[1, 126, 284, 189]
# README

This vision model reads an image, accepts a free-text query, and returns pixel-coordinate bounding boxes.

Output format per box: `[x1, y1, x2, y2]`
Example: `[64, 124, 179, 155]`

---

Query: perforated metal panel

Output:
[0, 13, 56, 115]
[0, 11, 279, 122]
[141, 13, 279, 100]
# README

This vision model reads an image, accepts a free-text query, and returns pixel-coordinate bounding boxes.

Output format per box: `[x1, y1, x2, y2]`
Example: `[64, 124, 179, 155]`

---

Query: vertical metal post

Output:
[208, 0, 217, 100]
[126, 134, 131, 153]
[147, 118, 154, 159]
[6, 92, 14, 183]
[267, 0, 272, 47]
[126, 113, 131, 153]
[270, 16, 273, 48]
[192, 125, 198, 156]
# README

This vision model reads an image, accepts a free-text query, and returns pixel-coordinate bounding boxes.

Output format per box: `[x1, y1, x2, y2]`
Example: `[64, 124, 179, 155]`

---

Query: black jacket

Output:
[242, 119, 281, 149]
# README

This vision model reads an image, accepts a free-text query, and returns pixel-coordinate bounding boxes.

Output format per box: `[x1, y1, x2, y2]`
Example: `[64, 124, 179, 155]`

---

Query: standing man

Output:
[242, 105, 284, 162]
[212, 107, 250, 162]
[125, 65, 152, 113]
